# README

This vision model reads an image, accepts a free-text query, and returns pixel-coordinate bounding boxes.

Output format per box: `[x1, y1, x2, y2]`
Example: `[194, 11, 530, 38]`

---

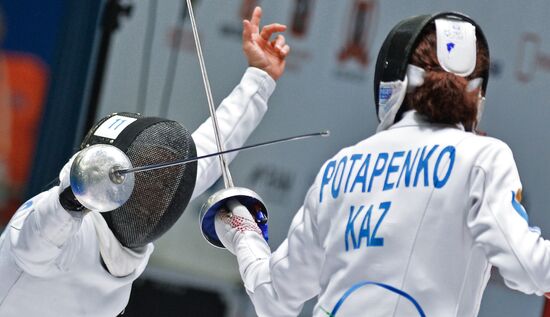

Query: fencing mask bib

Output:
[373, 12, 490, 131]
[81, 112, 197, 249]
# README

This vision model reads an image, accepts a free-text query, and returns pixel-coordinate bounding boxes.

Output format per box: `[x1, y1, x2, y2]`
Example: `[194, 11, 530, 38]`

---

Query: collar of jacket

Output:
[387, 110, 465, 131]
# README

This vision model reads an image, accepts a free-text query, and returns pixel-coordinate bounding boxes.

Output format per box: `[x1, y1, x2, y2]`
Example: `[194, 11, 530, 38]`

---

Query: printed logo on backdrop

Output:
[219, 0, 315, 72]
[167, 0, 202, 53]
[247, 164, 295, 203]
[334, 0, 378, 82]
[489, 60, 503, 78]
[285, 0, 315, 72]
[220, 0, 260, 37]
[290, 0, 315, 38]
[166, 27, 196, 53]
[515, 32, 550, 83]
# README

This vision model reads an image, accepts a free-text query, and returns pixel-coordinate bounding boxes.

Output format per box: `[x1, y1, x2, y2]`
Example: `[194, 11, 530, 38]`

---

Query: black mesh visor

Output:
[83, 115, 197, 248]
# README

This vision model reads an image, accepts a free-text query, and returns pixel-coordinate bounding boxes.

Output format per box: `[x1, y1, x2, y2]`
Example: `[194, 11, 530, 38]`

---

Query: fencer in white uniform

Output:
[0, 7, 290, 316]
[214, 12, 550, 317]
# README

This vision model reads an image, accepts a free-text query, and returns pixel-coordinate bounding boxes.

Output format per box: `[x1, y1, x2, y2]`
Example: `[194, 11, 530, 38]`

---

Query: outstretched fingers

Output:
[242, 19, 254, 41]
[271, 34, 290, 57]
[243, 7, 264, 41]
[250, 6, 262, 28]
[272, 34, 286, 49]
[260, 23, 287, 41]
[279, 44, 290, 57]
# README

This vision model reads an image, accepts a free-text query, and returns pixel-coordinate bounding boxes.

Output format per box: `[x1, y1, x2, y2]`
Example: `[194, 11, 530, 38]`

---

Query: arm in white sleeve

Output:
[4, 158, 83, 277]
[467, 141, 550, 295]
[190, 67, 276, 200]
[232, 185, 324, 316]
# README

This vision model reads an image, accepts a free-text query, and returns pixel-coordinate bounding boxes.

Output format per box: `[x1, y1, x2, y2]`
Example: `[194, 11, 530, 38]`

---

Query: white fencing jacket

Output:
[234, 110, 550, 317]
[0, 67, 275, 317]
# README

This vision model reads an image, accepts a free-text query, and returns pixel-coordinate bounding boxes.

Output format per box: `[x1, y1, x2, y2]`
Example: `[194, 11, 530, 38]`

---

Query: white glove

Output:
[58, 154, 76, 194]
[215, 199, 271, 291]
[58, 153, 87, 213]
[214, 199, 263, 254]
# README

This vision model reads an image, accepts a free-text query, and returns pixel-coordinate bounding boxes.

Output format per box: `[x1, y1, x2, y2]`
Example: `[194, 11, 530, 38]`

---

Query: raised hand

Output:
[242, 7, 290, 80]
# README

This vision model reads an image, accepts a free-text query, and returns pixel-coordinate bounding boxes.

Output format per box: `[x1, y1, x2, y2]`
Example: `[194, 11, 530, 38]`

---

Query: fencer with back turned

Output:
[214, 12, 550, 317]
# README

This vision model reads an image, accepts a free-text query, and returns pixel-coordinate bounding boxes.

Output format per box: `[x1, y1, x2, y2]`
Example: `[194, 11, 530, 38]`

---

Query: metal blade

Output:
[115, 131, 329, 175]
[185, 0, 234, 188]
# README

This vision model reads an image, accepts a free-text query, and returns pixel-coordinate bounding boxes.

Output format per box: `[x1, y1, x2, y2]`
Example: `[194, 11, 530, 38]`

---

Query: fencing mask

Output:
[373, 12, 490, 131]
[79, 112, 197, 249]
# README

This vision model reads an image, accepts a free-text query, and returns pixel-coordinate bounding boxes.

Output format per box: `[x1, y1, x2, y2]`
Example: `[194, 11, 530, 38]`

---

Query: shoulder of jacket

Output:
[461, 135, 515, 170]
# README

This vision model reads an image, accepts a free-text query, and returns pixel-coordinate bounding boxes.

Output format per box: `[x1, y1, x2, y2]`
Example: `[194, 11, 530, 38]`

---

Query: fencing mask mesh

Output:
[81, 112, 197, 248]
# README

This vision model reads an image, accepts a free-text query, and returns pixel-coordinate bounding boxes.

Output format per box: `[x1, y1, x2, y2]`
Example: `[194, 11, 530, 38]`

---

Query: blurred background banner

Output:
[0, 0, 65, 224]
[2, 0, 550, 316]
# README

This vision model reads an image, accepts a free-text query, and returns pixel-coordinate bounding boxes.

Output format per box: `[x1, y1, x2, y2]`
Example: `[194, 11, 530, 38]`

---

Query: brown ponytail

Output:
[404, 26, 489, 127]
